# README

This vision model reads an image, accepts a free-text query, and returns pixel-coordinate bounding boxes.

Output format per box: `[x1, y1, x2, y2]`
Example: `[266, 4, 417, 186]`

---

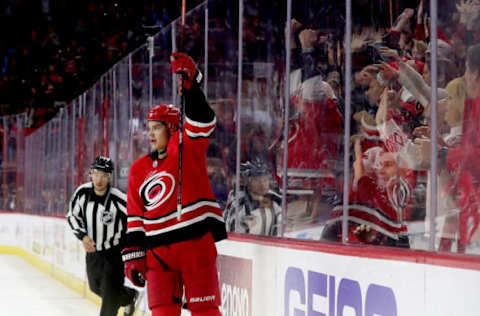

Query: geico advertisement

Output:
[277, 243, 431, 316]
[284, 266, 398, 316]
[217, 255, 252, 316]
[217, 239, 426, 315]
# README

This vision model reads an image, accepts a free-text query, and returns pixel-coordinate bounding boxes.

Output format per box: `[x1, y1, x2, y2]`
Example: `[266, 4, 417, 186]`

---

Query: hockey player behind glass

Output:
[224, 158, 282, 236]
[66, 156, 138, 316]
[122, 53, 227, 316]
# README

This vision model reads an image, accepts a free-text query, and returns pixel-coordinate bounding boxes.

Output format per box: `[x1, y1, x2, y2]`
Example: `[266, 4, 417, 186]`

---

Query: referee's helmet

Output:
[91, 156, 114, 173]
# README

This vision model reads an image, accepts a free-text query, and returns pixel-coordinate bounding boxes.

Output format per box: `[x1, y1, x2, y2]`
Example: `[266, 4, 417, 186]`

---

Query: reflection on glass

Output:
[131, 47, 151, 161]
[204, 0, 239, 213]
[434, 0, 480, 254]
[283, 1, 345, 241]
[1, 115, 27, 213]
[326, 1, 431, 249]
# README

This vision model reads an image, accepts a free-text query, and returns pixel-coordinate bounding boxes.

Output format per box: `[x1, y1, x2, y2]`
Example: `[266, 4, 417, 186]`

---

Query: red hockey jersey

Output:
[328, 175, 413, 241]
[126, 91, 227, 248]
[280, 76, 343, 194]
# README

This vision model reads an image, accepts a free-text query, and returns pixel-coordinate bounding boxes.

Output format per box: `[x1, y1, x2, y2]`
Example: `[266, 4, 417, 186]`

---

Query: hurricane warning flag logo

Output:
[139, 171, 175, 211]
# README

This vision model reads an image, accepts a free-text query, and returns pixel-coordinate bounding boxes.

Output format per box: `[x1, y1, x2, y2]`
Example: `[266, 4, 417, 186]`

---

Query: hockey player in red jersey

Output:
[121, 52, 227, 316]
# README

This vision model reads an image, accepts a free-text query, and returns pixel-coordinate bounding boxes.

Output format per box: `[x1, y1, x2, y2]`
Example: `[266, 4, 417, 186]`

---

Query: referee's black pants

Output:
[86, 247, 135, 316]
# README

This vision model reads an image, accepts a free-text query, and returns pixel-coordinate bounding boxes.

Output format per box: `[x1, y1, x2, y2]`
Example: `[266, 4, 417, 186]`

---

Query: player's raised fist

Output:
[170, 52, 203, 90]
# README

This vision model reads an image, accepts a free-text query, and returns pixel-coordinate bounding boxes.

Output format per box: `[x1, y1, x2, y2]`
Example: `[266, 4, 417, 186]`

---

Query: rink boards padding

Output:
[1, 213, 480, 316]
[217, 234, 480, 316]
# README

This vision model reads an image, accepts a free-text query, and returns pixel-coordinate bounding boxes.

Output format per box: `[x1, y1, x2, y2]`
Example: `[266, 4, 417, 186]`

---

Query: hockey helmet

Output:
[91, 156, 114, 173]
[146, 104, 180, 136]
[240, 158, 271, 178]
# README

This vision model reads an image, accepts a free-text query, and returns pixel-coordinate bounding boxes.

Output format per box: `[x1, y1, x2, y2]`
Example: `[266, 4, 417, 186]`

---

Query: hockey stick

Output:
[176, 0, 187, 221]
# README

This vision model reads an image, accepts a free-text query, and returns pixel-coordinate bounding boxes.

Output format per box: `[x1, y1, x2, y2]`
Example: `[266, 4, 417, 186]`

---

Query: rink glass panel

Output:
[6, 0, 480, 257]
[112, 59, 134, 193]
[1, 114, 26, 213]
[14, 115, 26, 213]
[282, 1, 346, 241]
[152, 21, 174, 107]
[130, 45, 151, 161]
[434, 1, 480, 255]
[75, 93, 90, 195]
[203, 0, 240, 213]
[226, 0, 287, 238]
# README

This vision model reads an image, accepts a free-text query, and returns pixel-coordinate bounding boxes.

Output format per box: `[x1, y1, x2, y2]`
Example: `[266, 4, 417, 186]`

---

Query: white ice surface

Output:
[0, 254, 99, 316]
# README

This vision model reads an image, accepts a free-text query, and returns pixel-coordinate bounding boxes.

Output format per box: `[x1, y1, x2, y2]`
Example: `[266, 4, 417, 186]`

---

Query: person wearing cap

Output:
[122, 53, 226, 316]
[67, 156, 137, 316]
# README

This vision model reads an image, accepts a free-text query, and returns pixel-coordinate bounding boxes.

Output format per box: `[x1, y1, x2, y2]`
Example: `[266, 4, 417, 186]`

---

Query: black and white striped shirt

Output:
[67, 182, 128, 251]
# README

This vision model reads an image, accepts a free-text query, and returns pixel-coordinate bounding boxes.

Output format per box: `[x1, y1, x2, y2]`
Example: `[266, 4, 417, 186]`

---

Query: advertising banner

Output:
[217, 255, 253, 316]
[217, 238, 480, 316]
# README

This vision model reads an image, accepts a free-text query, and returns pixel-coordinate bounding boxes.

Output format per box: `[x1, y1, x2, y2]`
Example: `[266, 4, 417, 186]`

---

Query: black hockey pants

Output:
[86, 247, 136, 316]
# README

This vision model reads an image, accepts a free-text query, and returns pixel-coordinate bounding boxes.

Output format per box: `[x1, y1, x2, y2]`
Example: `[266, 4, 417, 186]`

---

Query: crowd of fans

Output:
[217, 0, 480, 255]
[0, 0, 203, 128]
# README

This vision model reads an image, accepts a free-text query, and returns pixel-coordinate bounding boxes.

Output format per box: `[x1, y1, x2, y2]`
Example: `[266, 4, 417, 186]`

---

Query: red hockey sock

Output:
[151, 304, 181, 316]
[191, 307, 222, 316]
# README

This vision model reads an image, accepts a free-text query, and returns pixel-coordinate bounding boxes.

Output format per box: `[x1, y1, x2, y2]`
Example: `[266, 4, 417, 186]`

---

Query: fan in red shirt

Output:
[322, 142, 414, 248]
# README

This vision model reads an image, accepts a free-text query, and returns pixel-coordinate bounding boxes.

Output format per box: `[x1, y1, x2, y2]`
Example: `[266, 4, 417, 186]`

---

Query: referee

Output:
[67, 156, 137, 316]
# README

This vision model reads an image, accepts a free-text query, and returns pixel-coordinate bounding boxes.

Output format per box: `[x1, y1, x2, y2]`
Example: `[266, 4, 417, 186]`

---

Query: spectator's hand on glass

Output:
[413, 137, 431, 165]
[370, 29, 385, 43]
[299, 29, 319, 50]
[353, 110, 376, 126]
[350, 30, 372, 53]
[285, 18, 302, 47]
[353, 137, 365, 181]
[413, 125, 448, 147]
[417, 0, 424, 24]
[378, 47, 399, 59]
[354, 224, 378, 244]
[291, 19, 302, 33]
